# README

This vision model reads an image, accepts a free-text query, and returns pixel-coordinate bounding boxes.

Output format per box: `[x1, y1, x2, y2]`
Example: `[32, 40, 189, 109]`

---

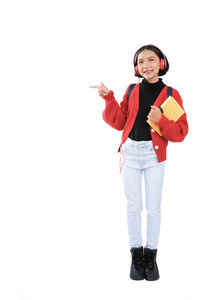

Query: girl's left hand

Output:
[147, 106, 162, 123]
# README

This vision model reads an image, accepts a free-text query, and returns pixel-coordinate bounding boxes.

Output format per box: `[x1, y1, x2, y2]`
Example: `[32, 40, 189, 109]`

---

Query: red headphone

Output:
[133, 45, 167, 76]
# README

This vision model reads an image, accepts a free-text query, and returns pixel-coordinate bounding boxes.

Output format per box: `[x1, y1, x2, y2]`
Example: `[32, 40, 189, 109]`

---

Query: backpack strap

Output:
[167, 86, 172, 97]
[127, 84, 136, 100]
[128, 84, 172, 100]
[159, 86, 173, 114]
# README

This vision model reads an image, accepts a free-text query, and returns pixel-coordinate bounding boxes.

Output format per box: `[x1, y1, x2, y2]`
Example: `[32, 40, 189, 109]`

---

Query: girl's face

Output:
[137, 49, 160, 83]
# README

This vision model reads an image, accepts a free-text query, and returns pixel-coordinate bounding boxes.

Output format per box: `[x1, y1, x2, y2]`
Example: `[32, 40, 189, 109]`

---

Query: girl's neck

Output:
[141, 78, 163, 89]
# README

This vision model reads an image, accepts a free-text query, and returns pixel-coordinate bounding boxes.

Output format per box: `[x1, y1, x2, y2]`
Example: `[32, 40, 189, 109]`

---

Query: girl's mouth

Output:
[144, 69, 152, 75]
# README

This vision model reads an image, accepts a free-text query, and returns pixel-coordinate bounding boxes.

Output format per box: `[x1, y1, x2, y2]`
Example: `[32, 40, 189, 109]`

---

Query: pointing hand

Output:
[89, 81, 110, 98]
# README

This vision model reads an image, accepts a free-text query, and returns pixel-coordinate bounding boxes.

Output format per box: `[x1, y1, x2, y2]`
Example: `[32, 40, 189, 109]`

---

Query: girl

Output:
[90, 45, 188, 281]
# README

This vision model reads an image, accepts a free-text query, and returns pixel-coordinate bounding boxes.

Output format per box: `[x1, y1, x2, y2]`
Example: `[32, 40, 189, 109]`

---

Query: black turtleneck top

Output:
[128, 78, 165, 141]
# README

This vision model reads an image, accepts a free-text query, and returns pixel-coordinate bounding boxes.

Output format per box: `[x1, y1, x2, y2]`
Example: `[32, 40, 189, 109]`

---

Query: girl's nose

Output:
[143, 60, 149, 68]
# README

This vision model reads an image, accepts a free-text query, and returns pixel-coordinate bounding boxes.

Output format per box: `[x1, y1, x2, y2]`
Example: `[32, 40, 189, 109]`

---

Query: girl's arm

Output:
[155, 89, 189, 142]
[102, 85, 130, 131]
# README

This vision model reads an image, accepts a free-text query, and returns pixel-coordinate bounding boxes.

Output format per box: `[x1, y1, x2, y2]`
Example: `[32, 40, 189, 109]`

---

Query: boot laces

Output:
[145, 252, 155, 270]
[133, 253, 143, 270]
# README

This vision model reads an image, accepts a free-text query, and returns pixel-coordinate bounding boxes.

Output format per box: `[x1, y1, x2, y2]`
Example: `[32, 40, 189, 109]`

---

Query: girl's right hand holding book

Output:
[89, 81, 110, 98]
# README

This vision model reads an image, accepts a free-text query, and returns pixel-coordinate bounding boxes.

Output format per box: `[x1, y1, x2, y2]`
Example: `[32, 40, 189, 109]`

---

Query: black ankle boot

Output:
[144, 248, 160, 281]
[130, 247, 144, 280]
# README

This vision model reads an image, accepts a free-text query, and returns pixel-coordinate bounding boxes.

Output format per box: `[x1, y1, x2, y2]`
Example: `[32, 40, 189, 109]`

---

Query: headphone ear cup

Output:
[160, 58, 165, 70]
[135, 65, 140, 76]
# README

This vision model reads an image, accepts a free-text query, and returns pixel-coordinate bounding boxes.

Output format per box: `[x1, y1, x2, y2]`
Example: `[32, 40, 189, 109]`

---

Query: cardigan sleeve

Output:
[102, 85, 130, 131]
[155, 89, 189, 142]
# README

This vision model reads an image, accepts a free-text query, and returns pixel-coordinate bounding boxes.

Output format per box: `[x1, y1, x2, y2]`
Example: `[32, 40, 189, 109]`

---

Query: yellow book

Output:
[146, 96, 185, 136]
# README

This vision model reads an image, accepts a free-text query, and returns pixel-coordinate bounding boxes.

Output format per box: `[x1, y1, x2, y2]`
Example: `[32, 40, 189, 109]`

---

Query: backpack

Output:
[127, 83, 172, 100]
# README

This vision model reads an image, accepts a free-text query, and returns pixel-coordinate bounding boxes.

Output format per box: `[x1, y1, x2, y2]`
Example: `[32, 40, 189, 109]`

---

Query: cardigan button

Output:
[155, 145, 159, 150]
[151, 129, 155, 132]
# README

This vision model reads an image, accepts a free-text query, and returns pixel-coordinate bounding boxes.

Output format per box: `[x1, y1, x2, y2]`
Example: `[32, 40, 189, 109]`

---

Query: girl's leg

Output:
[143, 161, 165, 249]
[122, 164, 143, 248]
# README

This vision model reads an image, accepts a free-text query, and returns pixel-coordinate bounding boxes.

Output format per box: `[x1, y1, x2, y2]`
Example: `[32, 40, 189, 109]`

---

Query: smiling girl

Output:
[90, 44, 188, 281]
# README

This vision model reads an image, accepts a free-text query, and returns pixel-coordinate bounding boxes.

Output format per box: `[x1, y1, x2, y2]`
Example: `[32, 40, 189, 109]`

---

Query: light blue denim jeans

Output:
[121, 138, 165, 250]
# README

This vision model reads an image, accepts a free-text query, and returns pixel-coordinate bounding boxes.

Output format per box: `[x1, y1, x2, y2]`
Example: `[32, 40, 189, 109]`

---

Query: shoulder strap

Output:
[128, 84, 172, 100]
[167, 86, 172, 97]
[127, 84, 136, 100]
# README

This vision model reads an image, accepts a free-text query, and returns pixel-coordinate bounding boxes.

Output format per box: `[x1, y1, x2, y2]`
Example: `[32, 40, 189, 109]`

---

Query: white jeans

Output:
[121, 138, 165, 250]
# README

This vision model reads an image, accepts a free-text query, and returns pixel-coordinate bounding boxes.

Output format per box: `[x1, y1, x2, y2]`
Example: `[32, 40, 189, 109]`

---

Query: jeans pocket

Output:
[122, 138, 132, 150]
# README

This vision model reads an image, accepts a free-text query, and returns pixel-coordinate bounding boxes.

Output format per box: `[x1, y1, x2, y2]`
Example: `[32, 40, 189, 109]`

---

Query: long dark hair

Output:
[134, 44, 169, 77]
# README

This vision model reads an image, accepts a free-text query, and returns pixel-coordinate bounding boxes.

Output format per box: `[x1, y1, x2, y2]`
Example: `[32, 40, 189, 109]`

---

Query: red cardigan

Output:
[102, 83, 189, 163]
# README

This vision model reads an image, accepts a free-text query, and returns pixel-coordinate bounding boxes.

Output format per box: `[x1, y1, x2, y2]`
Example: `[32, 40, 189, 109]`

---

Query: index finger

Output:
[89, 85, 100, 88]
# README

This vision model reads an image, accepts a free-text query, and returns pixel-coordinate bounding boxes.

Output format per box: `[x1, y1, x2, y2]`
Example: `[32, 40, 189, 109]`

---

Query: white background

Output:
[0, 0, 199, 299]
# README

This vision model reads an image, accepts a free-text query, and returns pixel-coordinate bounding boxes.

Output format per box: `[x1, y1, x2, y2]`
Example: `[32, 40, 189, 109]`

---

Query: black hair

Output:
[134, 44, 169, 77]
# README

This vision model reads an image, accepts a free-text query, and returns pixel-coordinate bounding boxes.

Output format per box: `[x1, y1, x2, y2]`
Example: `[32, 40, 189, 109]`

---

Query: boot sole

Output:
[144, 275, 160, 281]
[130, 274, 145, 280]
